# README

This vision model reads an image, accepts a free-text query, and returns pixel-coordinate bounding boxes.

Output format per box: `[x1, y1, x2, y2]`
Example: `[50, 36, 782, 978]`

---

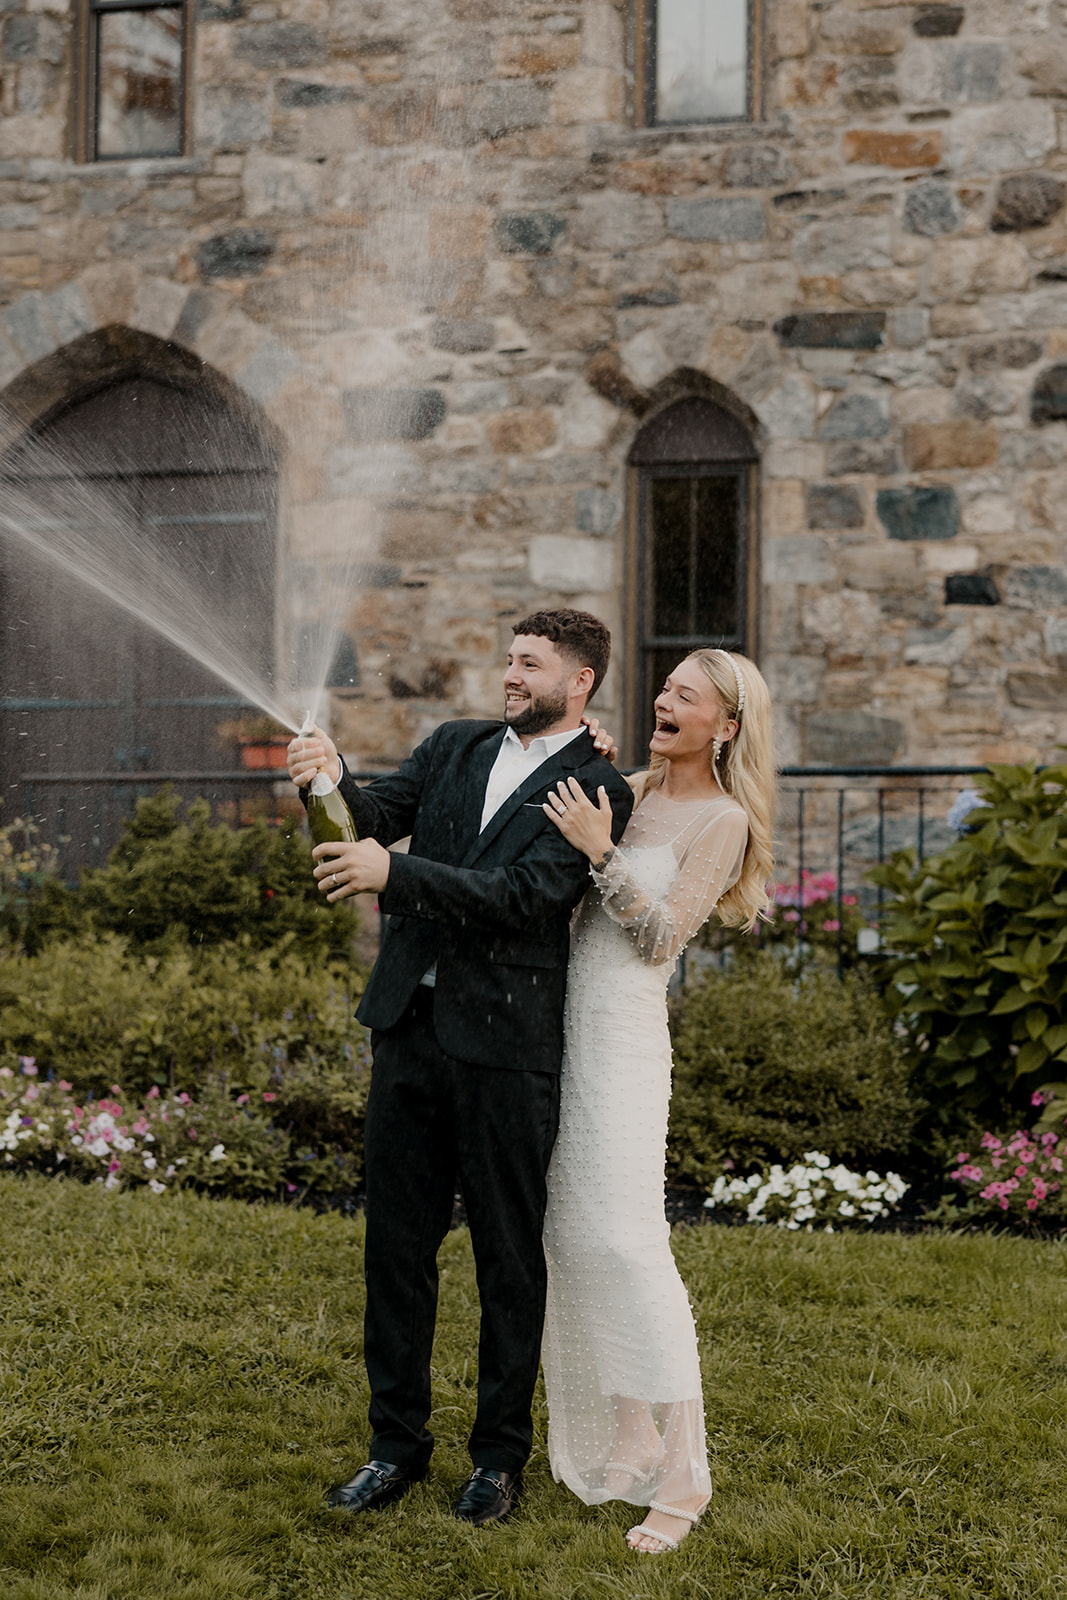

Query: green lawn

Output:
[1, 1175, 1065, 1600]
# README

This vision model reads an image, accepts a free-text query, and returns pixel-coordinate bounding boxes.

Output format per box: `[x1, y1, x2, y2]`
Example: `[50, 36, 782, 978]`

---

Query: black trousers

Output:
[363, 986, 561, 1475]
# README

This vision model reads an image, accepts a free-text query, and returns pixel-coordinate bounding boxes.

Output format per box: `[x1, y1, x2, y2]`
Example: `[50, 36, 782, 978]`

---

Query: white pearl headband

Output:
[715, 649, 745, 717]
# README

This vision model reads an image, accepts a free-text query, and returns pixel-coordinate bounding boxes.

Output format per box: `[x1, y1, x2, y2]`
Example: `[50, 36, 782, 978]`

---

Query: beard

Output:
[504, 683, 569, 737]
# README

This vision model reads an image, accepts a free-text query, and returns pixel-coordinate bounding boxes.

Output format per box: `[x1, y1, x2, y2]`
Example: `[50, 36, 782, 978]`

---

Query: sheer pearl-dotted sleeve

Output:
[589, 803, 749, 966]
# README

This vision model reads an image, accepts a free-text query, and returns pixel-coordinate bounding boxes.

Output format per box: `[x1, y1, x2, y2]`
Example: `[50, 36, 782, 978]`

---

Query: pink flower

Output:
[262, 1092, 277, 1103]
[822, 920, 840, 933]
[1000, 1198, 1010, 1210]
[132, 1119, 150, 1136]
[147, 1086, 160, 1099]
[111, 1085, 122, 1097]
[236, 1094, 249, 1107]
[178, 1092, 192, 1106]
[1031, 1090, 1050, 1107]
[108, 1160, 120, 1173]
[187, 1128, 198, 1140]
[1026, 1198, 1039, 1210]
[1015, 1165, 1028, 1179]
[24, 1084, 39, 1102]
[58, 1079, 72, 1091]
[956, 1152, 970, 1164]
[19, 1057, 37, 1075]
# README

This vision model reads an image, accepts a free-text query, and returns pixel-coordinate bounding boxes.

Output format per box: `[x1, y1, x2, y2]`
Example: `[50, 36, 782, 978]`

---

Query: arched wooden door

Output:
[0, 372, 278, 871]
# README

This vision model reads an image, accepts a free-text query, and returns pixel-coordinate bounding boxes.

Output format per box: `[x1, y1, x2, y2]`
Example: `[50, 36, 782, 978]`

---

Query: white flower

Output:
[839, 1202, 856, 1217]
[142, 1154, 157, 1171]
[148, 1179, 166, 1194]
[87, 1137, 110, 1158]
[104, 1172, 121, 1190]
[208, 1144, 225, 1162]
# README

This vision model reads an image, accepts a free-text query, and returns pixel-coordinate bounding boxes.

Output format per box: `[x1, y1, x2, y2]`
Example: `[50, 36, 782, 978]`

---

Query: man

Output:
[287, 608, 634, 1526]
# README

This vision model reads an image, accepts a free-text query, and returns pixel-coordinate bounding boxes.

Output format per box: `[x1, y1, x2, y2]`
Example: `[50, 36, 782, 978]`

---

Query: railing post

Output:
[797, 788, 805, 977]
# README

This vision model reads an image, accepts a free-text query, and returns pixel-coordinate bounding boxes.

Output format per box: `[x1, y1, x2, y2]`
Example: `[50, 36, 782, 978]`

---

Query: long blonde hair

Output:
[639, 649, 776, 930]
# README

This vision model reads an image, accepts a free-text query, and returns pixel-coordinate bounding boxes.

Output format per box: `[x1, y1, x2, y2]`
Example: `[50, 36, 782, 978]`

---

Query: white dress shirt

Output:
[421, 722, 584, 986]
[480, 723, 584, 831]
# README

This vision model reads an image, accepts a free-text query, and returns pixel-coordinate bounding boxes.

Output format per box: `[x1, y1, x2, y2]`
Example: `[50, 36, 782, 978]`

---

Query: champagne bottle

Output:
[306, 770, 359, 846]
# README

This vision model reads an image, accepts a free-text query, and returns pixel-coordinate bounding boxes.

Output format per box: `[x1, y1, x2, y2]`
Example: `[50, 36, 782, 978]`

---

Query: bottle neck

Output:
[309, 772, 336, 797]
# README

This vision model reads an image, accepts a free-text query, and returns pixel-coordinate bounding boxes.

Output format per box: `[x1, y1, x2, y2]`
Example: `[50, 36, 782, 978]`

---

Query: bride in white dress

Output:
[540, 648, 775, 1555]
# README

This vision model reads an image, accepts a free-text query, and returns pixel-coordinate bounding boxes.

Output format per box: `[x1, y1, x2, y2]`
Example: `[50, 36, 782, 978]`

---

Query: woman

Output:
[540, 648, 775, 1554]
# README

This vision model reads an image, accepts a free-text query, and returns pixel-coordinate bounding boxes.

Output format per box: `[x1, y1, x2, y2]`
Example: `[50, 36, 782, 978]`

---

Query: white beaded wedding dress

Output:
[542, 785, 749, 1512]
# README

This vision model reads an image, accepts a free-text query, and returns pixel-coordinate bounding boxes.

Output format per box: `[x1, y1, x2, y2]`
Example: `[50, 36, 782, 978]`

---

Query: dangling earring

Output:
[712, 737, 723, 765]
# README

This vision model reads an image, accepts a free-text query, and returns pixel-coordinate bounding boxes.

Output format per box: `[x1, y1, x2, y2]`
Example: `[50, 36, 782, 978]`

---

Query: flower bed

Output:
[0, 1053, 369, 1200]
[947, 1095, 1067, 1224]
[704, 1151, 909, 1232]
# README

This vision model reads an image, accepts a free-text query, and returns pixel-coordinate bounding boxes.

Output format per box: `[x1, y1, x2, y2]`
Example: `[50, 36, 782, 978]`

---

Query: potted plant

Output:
[217, 715, 292, 771]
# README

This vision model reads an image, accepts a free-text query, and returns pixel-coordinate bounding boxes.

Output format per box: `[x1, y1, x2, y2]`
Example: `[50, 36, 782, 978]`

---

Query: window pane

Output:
[657, 0, 748, 123]
[97, 7, 182, 159]
[649, 477, 692, 636]
[693, 475, 741, 637]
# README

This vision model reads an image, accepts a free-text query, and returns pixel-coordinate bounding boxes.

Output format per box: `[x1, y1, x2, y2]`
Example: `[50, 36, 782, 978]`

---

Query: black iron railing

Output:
[16, 765, 992, 978]
[16, 769, 300, 878]
[773, 764, 989, 975]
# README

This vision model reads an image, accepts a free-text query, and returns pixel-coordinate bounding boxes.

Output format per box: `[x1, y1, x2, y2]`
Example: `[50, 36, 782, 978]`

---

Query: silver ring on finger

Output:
[330, 873, 339, 887]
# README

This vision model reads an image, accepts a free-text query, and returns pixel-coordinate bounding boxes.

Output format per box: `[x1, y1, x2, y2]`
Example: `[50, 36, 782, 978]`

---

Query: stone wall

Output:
[1, 0, 1066, 769]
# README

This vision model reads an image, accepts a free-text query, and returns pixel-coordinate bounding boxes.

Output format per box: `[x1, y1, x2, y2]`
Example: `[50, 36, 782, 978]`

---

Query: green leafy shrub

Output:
[0, 932, 367, 1099]
[0, 815, 61, 946]
[668, 953, 918, 1186]
[16, 790, 356, 962]
[869, 760, 1067, 1130]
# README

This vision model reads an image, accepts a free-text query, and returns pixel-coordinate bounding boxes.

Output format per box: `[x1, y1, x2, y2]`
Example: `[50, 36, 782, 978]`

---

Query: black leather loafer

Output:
[453, 1466, 522, 1526]
[326, 1460, 424, 1513]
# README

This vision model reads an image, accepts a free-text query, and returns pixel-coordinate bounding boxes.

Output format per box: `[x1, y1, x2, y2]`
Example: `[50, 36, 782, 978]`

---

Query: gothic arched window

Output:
[0, 370, 278, 868]
[628, 395, 758, 758]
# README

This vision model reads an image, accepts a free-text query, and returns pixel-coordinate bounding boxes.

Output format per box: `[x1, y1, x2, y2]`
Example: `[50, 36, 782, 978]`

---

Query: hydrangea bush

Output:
[704, 1151, 909, 1232]
[870, 759, 1067, 1129]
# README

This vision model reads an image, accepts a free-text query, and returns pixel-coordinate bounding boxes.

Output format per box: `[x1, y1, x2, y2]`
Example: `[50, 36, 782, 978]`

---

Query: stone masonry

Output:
[1, 0, 1067, 769]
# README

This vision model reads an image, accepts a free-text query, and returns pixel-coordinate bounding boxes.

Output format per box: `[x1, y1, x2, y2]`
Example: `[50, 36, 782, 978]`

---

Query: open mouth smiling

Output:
[654, 717, 679, 736]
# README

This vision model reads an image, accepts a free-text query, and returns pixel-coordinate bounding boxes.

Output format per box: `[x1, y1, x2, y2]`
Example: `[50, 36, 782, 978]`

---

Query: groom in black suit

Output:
[287, 609, 633, 1524]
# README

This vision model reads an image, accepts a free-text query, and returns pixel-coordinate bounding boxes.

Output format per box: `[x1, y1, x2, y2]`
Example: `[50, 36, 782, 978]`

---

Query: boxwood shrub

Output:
[668, 953, 919, 1186]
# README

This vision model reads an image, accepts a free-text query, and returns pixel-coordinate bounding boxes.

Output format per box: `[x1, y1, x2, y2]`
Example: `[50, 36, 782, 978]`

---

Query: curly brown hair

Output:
[511, 608, 611, 698]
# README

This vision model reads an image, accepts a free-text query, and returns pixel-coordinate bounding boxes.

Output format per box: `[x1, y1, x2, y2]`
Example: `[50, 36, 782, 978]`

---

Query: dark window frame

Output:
[73, 0, 194, 164]
[625, 396, 759, 763]
[634, 0, 764, 128]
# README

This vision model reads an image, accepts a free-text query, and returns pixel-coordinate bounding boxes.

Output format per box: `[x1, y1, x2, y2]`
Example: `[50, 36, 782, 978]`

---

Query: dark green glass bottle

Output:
[306, 771, 359, 845]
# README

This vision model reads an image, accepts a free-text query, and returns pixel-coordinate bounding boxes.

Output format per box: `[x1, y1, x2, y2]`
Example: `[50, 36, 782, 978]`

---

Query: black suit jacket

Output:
[336, 719, 634, 1074]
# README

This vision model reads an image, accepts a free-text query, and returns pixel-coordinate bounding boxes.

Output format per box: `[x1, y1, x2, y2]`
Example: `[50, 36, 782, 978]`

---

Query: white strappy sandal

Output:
[626, 1500, 700, 1554]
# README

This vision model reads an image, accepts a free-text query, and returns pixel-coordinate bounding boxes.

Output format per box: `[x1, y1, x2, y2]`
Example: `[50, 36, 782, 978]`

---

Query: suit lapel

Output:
[461, 729, 589, 867]
[458, 726, 506, 855]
